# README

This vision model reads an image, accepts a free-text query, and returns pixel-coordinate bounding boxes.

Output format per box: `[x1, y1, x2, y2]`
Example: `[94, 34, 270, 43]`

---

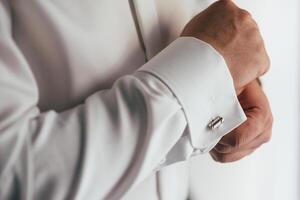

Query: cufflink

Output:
[208, 116, 224, 130]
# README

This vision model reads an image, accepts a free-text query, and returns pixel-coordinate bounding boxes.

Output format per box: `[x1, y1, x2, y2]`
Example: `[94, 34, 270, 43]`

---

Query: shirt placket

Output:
[130, 0, 165, 199]
[131, 0, 163, 60]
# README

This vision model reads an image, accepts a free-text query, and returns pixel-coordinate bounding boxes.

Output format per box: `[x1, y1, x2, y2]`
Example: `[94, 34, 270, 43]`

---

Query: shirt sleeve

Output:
[0, 2, 245, 200]
[138, 37, 247, 158]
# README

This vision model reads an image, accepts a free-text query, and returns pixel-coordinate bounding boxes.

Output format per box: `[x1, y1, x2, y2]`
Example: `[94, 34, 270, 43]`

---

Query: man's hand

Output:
[181, 0, 272, 162]
[181, 0, 270, 94]
[210, 80, 273, 163]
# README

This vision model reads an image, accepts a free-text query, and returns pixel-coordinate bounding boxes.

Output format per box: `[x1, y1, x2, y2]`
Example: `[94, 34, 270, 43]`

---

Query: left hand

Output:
[210, 80, 273, 163]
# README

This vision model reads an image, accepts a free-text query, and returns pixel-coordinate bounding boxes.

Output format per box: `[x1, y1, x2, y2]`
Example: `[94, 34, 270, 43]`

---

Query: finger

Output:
[210, 148, 256, 163]
[217, 106, 273, 153]
[214, 128, 272, 153]
[217, 115, 265, 151]
[218, 81, 273, 151]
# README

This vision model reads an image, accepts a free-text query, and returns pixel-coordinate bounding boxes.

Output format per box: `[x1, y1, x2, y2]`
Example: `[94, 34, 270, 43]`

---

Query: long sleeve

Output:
[0, 1, 246, 200]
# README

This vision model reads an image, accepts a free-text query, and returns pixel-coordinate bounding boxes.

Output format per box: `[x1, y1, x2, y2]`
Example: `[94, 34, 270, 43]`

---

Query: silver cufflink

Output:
[208, 116, 224, 130]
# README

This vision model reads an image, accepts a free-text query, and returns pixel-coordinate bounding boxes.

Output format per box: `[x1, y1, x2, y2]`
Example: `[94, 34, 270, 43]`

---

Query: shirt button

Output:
[208, 116, 224, 130]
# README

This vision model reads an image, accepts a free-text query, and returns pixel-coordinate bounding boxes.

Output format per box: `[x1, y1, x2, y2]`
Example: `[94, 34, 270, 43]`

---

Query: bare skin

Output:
[181, 0, 273, 162]
[211, 80, 273, 162]
[181, 0, 270, 94]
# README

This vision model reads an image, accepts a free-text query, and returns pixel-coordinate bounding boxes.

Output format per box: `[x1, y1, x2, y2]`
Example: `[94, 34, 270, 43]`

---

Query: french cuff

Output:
[138, 37, 247, 152]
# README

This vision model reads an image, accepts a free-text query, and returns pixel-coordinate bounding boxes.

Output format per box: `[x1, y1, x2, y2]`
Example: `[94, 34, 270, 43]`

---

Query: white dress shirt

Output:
[0, 0, 246, 199]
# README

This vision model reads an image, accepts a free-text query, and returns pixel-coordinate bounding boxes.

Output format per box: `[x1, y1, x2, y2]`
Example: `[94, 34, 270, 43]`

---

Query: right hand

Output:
[181, 0, 270, 94]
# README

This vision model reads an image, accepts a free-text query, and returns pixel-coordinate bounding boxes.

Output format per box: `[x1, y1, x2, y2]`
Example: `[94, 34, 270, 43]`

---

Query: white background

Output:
[189, 0, 300, 199]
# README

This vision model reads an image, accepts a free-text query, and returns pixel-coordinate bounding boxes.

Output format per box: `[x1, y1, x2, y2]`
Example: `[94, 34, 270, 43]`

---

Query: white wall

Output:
[189, 0, 300, 199]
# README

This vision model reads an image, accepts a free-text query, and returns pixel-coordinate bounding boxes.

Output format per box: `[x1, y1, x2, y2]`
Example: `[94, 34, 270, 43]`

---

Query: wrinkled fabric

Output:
[0, 0, 246, 199]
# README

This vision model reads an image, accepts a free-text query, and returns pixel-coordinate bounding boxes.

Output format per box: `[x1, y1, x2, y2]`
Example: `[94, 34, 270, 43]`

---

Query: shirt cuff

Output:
[138, 37, 247, 152]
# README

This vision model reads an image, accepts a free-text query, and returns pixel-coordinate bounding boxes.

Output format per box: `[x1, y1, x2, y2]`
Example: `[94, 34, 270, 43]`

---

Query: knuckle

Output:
[259, 53, 271, 75]
[263, 64, 270, 75]
[261, 125, 273, 144]
[257, 110, 273, 128]
[253, 143, 263, 149]
[215, 0, 237, 11]
[239, 9, 252, 21]
[269, 114, 274, 127]
[262, 133, 272, 143]
[258, 64, 268, 77]
[265, 112, 274, 128]
[217, 0, 232, 6]
[256, 42, 270, 75]
[265, 134, 272, 143]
